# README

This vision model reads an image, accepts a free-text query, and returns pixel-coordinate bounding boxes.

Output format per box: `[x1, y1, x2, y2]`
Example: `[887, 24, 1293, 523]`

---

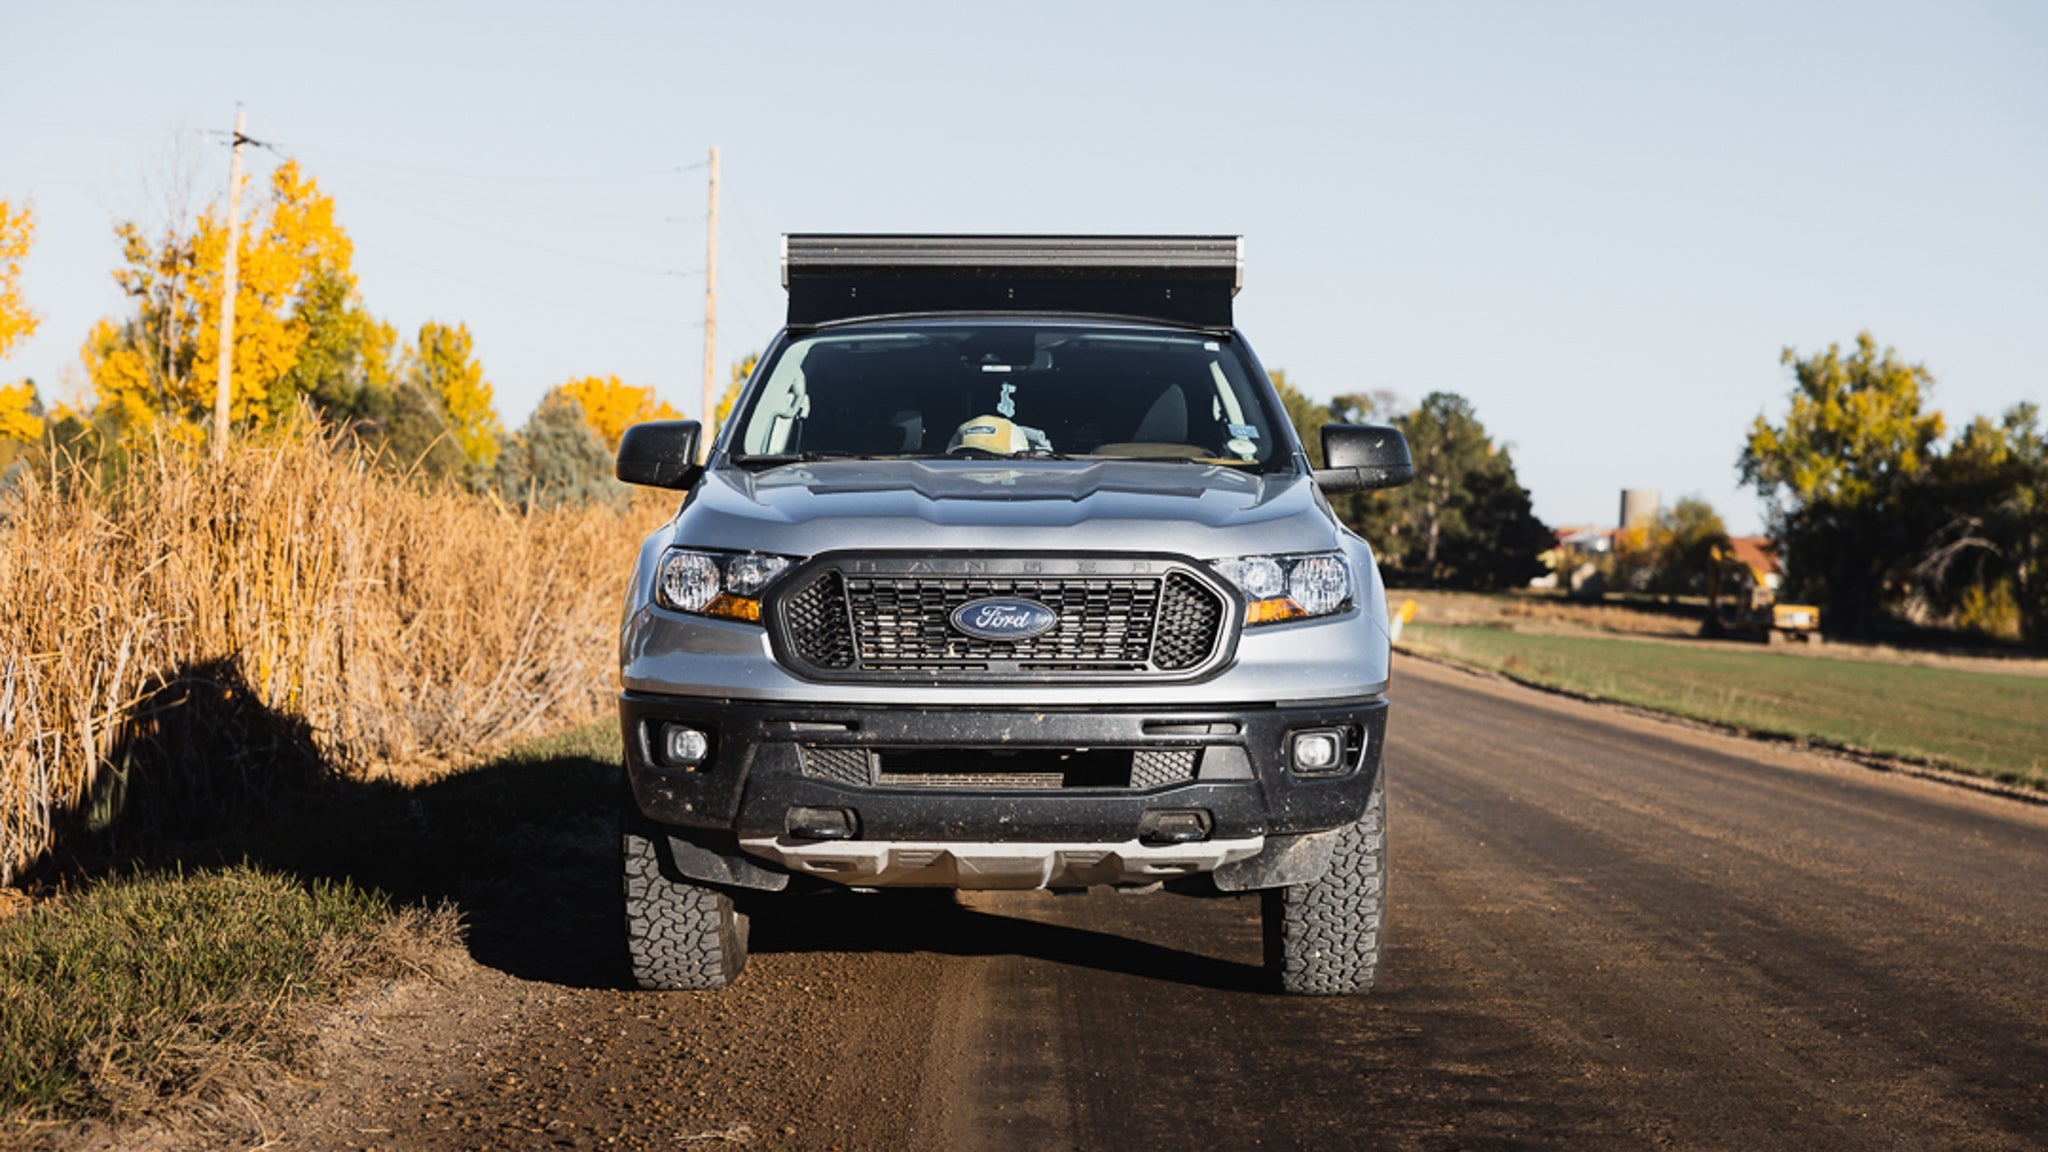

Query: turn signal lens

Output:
[1246, 598, 1309, 624]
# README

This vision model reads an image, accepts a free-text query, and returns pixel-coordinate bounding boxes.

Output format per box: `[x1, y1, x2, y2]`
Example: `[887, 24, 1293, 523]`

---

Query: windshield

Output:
[730, 321, 1286, 468]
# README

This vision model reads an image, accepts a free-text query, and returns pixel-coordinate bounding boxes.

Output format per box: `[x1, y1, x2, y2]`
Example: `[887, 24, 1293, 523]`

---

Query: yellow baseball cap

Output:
[948, 415, 1026, 454]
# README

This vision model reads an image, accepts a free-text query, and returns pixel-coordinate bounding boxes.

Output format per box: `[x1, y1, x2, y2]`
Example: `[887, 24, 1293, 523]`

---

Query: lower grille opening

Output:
[867, 748, 1197, 790]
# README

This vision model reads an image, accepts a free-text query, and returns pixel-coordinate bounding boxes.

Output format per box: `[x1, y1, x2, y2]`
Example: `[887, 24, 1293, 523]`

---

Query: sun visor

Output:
[782, 234, 1242, 328]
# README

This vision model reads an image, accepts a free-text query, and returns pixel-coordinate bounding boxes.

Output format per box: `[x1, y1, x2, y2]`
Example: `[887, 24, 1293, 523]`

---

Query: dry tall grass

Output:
[0, 422, 663, 883]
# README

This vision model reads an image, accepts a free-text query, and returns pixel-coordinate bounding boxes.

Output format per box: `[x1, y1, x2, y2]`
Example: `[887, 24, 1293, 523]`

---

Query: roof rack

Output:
[781, 234, 1243, 328]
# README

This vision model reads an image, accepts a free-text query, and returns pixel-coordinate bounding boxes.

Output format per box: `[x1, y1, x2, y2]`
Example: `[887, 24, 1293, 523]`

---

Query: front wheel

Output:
[622, 808, 749, 990]
[1262, 774, 1386, 995]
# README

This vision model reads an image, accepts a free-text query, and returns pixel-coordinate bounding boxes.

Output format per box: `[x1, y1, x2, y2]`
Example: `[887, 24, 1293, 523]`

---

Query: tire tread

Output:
[1263, 775, 1385, 995]
[622, 817, 748, 990]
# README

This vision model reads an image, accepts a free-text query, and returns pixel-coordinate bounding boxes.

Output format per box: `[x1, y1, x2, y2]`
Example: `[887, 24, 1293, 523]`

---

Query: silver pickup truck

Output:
[614, 236, 1413, 994]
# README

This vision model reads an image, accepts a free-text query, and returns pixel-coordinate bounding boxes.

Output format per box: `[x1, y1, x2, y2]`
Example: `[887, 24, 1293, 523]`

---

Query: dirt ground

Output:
[32, 655, 2048, 1151]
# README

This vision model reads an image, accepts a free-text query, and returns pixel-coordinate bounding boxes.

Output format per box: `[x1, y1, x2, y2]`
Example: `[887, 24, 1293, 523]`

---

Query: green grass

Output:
[1402, 624, 2048, 788]
[0, 718, 621, 1128]
[0, 866, 448, 1123]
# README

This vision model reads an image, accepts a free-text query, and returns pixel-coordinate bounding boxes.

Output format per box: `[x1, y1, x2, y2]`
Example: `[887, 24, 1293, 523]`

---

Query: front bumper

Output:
[738, 835, 1269, 889]
[620, 693, 1387, 855]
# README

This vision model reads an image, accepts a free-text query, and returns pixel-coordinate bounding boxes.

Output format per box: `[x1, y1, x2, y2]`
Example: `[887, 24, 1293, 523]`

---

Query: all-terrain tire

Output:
[1262, 774, 1385, 995]
[622, 813, 748, 990]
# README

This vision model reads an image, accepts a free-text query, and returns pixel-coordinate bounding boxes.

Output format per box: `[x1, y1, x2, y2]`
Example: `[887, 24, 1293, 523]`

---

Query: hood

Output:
[671, 459, 1340, 557]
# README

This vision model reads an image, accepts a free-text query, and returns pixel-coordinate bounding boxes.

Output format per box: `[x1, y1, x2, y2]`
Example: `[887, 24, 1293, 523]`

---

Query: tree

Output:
[1, 200, 38, 362]
[80, 160, 356, 440]
[1647, 496, 1730, 596]
[1429, 458, 1554, 590]
[0, 380, 41, 441]
[1381, 392, 1550, 588]
[1908, 403, 2047, 642]
[1268, 376, 1547, 591]
[493, 388, 623, 512]
[371, 376, 471, 482]
[404, 321, 502, 471]
[281, 267, 398, 423]
[1, 200, 41, 453]
[558, 374, 680, 451]
[1739, 332, 1945, 635]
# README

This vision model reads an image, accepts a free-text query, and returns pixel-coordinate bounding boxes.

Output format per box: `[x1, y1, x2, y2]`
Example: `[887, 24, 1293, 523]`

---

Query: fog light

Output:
[661, 724, 710, 768]
[1290, 729, 1344, 775]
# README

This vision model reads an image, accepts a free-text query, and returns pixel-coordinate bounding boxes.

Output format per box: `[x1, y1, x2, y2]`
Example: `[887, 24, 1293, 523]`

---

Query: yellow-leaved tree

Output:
[0, 381, 39, 443]
[82, 159, 354, 440]
[0, 200, 37, 361]
[557, 374, 680, 450]
[0, 200, 42, 445]
[405, 321, 502, 469]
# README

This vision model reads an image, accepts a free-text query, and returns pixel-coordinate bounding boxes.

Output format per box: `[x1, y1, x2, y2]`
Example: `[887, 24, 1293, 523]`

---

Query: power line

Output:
[285, 151, 697, 226]
[315, 167, 698, 279]
[353, 238, 685, 329]
[718, 184, 783, 301]
[271, 143, 707, 184]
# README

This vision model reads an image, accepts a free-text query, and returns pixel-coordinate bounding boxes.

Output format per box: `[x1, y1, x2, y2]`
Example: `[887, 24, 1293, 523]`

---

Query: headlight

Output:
[656, 549, 797, 622]
[1210, 552, 1354, 625]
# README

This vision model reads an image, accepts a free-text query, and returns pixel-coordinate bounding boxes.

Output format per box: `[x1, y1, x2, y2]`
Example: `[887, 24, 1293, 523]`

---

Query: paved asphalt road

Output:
[245, 655, 2048, 1152]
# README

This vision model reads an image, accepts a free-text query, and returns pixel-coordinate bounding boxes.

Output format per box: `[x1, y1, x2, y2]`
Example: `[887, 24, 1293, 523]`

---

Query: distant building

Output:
[1619, 489, 1660, 530]
[1553, 525, 1615, 555]
[1725, 536, 1784, 591]
[1535, 525, 1615, 590]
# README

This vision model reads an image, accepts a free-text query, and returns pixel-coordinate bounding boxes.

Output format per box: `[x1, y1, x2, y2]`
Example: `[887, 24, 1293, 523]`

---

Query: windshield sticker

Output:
[1228, 423, 1260, 439]
[1227, 438, 1258, 458]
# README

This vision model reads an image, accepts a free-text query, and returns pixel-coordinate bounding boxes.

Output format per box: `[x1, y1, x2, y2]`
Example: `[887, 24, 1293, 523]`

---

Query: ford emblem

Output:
[950, 597, 1059, 641]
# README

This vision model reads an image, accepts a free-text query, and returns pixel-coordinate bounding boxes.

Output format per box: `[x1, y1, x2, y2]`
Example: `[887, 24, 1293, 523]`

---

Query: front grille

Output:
[849, 576, 1157, 671]
[784, 571, 855, 670]
[799, 746, 1199, 790]
[770, 556, 1232, 683]
[799, 746, 871, 786]
[1153, 573, 1226, 671]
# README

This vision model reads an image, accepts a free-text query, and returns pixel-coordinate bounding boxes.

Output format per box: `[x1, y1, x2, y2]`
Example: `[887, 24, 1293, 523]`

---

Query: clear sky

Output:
[4, 1, 2043, 534]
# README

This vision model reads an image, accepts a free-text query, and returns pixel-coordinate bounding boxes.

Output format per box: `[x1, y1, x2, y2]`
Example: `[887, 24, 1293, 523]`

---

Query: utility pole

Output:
[700, 146, 719, 451]
[212, 105, 247, 464]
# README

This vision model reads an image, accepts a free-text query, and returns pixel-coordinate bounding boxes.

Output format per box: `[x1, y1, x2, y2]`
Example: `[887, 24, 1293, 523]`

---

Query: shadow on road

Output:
[749, 890, 1269, 993]
[45, 670, 1269, 995]
[38, 668, 629, 991]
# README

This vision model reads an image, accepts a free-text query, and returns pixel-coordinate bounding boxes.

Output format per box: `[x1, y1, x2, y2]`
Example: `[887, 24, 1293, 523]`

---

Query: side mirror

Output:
[616, 420, 703, 489]
[1315, 424, 1414, 493]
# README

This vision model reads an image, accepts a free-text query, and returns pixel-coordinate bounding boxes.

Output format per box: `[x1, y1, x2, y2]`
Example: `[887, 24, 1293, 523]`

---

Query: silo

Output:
[1619, 489, 1660, 530]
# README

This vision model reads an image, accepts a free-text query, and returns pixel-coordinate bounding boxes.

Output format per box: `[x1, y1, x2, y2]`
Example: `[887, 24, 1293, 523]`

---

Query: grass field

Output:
[1401, 623, 2048, 789]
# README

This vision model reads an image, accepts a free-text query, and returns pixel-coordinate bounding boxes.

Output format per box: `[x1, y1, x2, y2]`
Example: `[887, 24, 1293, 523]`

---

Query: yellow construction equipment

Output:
[1701, 543, 1823, 644]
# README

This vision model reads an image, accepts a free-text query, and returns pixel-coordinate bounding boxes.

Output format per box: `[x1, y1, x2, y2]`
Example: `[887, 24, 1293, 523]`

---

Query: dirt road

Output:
[222, 656, 2048, 1151]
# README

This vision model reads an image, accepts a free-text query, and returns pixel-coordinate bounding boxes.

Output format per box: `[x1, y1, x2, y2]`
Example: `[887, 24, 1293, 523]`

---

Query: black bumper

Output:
[620, 693, 1387, 844]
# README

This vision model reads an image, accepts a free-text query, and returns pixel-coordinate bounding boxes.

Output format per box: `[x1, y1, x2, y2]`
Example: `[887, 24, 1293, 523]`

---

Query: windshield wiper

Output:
[730, 450, 868, 468]
[904, 449, 1083, 462]
[1100, 454, 1259, 468]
